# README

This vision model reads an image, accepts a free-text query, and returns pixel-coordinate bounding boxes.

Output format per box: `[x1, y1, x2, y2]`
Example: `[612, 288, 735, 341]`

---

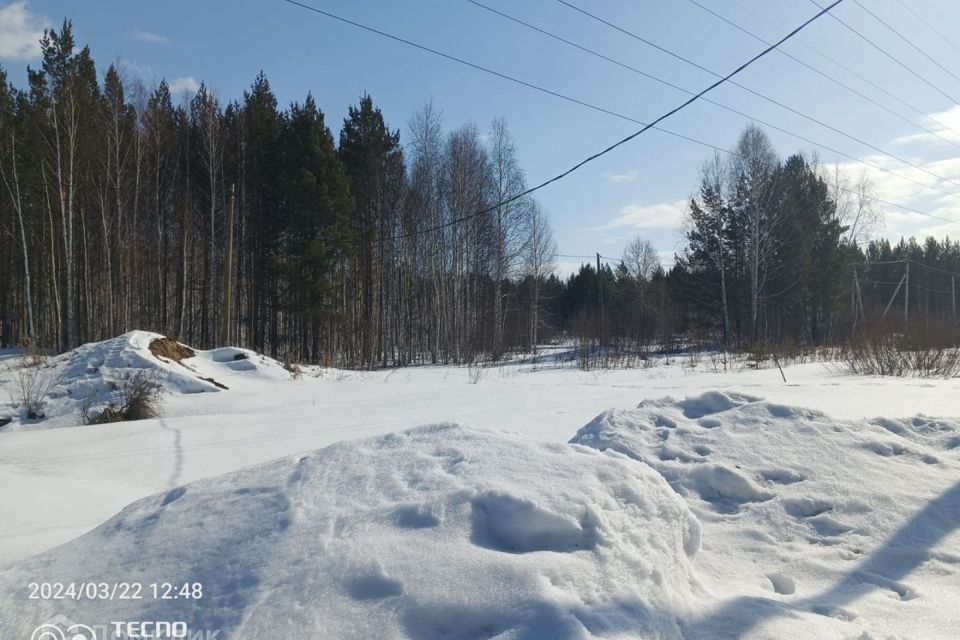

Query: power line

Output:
[682, 0, 960, 193]
[555, 254, 600, 260]
[281, 0, 843, 241]
[470, 0, 960, 204]
[851, 0, 960, 89]
[908, 258, 960, 278]
[808, 0, 960, 108]
[890, 0, 960, 58]
[280, 0, 960, 237]
[861, 258, 960, 282]
[723, 0, 960, 149]
[857, 258, 907, 266]
[557, 0, 960, 155]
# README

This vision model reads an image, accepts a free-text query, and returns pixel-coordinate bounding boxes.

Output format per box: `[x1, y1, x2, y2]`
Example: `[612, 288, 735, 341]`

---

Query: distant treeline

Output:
[0, 21, 955, 366]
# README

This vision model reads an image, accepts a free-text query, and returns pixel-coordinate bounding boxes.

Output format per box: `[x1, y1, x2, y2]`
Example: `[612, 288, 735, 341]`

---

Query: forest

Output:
[1, 21, 959, 367]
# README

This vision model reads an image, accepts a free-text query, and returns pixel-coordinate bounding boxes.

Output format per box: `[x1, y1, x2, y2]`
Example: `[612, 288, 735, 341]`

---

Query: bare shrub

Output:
[841, 320, 960, 378]
[707, 350, 728, 373]
[283, 361, 303, 380]
[82, 370, 165, 424]
[13, 342, 60, 420]
[467, 358, 486, 384]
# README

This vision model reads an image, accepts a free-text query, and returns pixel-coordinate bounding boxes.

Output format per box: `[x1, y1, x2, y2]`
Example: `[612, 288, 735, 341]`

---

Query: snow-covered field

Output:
[0, 332, 958, 638]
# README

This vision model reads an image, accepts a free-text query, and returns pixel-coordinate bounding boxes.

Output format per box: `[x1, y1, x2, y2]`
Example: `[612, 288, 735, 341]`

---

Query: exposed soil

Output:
[149, 337, 195, 364]
[198, 376, 229, 390]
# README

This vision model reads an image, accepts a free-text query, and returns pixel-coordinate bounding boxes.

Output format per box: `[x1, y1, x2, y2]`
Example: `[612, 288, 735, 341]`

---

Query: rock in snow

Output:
[1, 391, 958, 639]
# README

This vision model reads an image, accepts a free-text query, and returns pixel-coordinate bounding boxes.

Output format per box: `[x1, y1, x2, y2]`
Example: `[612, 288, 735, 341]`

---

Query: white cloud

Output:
[597, 199, 688, 231]
[0, 1, 50, 61]
[892, 105, 960, 148]
[127, 28, 170, 45]
[553, 259, 590, 277]
[831, 151, 960, 241]
[120, 58, 153, 80]
[168, 76, 200, 95]
[603, 170, 638, 184]
[657, 250, 676, 268]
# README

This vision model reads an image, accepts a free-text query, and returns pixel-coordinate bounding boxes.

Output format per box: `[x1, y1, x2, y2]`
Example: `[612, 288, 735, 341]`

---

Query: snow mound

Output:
[572, 391, 960, 639]
[1, 331, 297, 429]
[0, 425, 703, 639]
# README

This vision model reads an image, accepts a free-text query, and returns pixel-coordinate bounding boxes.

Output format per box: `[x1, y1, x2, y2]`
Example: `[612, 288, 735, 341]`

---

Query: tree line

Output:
[0, 21, 558, 366]
[2, 21, 955, 367]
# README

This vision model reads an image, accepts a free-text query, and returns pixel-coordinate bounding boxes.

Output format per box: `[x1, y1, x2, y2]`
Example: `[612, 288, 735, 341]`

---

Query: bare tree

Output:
[39, 26, 85, 350]
[487, 118, 529, 360]
[0, 128, 36, 338]
[621, 236, 660, 344]
[826, 164, 881, 246]
[523, 202, 556, 355]
[193, 85, 223, 346]
[730, 125, 780, 341]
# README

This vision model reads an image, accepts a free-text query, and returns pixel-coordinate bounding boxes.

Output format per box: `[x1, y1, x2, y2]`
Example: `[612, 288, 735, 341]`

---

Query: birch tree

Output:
[730, 125, 779, 342]
[523, 201, 555, 354]
[487, 118, 529, 359]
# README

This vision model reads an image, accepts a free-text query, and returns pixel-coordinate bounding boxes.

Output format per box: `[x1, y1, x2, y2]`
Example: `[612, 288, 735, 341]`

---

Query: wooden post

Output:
[852, 269, 865, 332]
[904, 261, 910, 326]
[222, 183, 236, 346]
[882, 272, 907, 318]
[952, 275, 956, 328]
[596, 253, 604, 347]
[855, 272, 865, 324]
[850, 265, 857, 333]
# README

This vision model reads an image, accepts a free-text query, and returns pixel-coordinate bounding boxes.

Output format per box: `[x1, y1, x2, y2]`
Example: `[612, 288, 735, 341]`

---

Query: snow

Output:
[571, 392, 960, 638]
[1, 335, 959, 638]
[0, 425, 702, 639]
[0, 331, 296, 430]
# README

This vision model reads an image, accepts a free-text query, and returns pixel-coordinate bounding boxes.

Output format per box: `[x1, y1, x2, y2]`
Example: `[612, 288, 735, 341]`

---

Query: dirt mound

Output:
[148, 337, 195, 363]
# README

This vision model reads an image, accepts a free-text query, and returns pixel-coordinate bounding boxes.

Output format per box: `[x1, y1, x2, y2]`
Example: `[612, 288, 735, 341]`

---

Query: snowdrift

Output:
[2, 390, 958, 638]
[572, 391, 960, 639]
[0, 331, 296, 429]
[0, 425, 703, 639]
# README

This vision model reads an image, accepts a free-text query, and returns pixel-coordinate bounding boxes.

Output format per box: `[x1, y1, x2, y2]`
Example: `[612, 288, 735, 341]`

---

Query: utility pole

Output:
[904, 261, 910, 326]
[597, 253, 605, 347]
[882, 270, 907, 319]
[222, 183, 236, 346]
[852, 268, 865, 332]
[850, 265, 857, 333]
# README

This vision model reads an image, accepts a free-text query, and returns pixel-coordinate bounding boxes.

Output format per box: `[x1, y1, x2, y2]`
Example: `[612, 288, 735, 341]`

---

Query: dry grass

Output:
[12, 341, 61, 420]
[82, 370, 165, 424]
[148, 337, 195, 363]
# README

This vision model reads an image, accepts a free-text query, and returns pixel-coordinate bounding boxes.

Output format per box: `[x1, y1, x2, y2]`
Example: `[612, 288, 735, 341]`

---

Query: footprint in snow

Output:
[470, 491, 595, 554]
[766, 572, 796, 595]
[759, 468, 806, 485]
[810, 604, 857, 622]
[347, 571, 403, 600]
[393, 503, 442, 529]
[782, 497, 833, 519]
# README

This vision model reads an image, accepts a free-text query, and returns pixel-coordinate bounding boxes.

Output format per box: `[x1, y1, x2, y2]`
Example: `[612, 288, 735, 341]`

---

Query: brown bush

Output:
[841, 319, 960, 378]
[283, 361, 303, 379]
[82, 370, 165, 424]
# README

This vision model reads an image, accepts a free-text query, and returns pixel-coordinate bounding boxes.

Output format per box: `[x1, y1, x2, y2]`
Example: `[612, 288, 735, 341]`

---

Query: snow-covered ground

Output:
[0, 332, 958, 638]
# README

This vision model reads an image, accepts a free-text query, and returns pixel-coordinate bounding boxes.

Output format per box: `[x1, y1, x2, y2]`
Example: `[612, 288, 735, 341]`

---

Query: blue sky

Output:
[3, 0, 960, 274]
